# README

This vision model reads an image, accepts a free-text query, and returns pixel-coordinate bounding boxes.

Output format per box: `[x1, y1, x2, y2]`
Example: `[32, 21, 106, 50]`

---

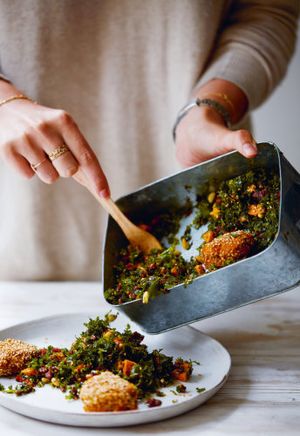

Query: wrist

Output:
[196, 104, 227, 125]
[173, 97, 229, 141]
[194, 79, 249, 125]
[0, 81, 34, 110]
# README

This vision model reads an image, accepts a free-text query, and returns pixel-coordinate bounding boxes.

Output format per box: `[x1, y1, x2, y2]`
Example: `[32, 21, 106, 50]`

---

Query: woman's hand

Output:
[175, 105, 257, 167]
[175, 79, 257, 167]
[0, 81, 110, 197]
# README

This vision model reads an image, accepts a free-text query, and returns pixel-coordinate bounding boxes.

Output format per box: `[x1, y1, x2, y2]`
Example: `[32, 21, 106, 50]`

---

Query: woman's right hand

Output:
[0, 80, 110, 197]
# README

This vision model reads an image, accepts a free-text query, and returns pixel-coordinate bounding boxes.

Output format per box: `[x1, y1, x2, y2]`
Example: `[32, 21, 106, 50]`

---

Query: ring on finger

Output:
[48, 145, 69, 161]
[30, 158, 48, 172]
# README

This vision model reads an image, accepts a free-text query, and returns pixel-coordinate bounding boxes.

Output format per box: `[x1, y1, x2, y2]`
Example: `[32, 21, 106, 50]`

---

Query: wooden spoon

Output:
[73, 170, 162, 254]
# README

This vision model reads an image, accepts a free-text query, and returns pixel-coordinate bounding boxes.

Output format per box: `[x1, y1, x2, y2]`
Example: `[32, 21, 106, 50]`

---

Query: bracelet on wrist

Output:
[172, 97, 232, 142]
[0, 94, 32, 108]
[202, 92, 235, 114]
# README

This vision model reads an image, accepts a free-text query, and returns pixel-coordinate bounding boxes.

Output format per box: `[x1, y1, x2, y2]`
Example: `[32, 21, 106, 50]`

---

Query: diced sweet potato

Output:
[122, 359, 136, 376]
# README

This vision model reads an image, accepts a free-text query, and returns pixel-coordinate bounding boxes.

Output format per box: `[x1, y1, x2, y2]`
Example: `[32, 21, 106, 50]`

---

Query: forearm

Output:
[193, 78, 249, 125]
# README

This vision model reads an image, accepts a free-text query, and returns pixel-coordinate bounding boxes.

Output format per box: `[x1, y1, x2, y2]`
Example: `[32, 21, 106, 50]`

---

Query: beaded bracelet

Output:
[202, 92, 235, 113]
[172, 97, 232, 142]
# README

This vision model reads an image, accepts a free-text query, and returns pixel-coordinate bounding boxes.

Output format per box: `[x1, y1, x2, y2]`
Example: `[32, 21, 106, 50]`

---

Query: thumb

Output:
[223, 129, 257, 158]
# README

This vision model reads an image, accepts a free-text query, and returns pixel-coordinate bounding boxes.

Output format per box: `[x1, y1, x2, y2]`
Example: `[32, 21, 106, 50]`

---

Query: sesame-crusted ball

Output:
[80, 371, 138, 412]
[199, 230, 255, 270]
[0, 338, 37, 376]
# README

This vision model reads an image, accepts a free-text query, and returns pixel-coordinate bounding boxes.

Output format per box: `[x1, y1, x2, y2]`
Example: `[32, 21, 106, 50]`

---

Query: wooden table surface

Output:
[0, 282, 299, 436]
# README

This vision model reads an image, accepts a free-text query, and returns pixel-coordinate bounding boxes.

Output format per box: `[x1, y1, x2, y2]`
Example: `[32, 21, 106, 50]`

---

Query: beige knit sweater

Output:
[0, 0, 298, 280]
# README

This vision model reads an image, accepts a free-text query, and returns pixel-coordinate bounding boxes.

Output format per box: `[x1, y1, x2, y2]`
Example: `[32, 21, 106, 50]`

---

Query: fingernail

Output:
[99, 188, 110, 198]
[242, 143, 257, 157]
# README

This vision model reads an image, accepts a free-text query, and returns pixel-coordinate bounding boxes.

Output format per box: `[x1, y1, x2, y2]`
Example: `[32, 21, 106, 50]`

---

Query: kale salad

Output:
[0, 313, 195, 404]
[105, 169, 280, 305]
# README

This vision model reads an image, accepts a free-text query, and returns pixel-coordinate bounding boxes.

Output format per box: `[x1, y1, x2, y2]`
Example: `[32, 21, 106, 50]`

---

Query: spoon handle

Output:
[73, 170, 136, 238]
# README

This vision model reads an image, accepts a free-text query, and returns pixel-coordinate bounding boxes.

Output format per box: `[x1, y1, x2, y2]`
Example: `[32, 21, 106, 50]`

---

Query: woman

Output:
[0, 0, 298, 280]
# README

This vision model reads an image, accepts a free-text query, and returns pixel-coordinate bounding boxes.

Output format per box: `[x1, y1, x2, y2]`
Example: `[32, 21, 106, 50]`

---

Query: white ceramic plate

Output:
[0, 311, 231, 427]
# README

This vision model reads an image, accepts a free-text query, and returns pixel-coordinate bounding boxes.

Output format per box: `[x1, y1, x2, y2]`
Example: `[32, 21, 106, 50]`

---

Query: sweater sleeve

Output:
[196, 0, 299, 109]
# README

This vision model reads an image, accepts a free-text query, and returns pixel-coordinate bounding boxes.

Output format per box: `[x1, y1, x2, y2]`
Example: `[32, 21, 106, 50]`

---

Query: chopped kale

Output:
[2, 314, 193, 400]
[196, 387, 206, 393]
[105, 169, 280, 304]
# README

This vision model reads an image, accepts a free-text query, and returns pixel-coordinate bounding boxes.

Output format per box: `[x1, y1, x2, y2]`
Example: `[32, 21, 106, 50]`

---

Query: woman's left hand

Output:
[175, 104, 257, 167]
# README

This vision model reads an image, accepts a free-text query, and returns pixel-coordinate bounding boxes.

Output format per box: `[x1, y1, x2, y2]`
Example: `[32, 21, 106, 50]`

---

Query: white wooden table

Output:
[0, 282, 299, 436]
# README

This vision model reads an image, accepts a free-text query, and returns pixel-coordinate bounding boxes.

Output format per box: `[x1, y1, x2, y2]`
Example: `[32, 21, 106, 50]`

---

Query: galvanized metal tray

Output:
[102, 143, 300, 333]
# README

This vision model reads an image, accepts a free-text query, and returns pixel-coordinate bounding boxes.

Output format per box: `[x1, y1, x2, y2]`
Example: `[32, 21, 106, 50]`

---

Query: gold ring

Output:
[48, 145, 69, 161]
[30, 158, 48, 172]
